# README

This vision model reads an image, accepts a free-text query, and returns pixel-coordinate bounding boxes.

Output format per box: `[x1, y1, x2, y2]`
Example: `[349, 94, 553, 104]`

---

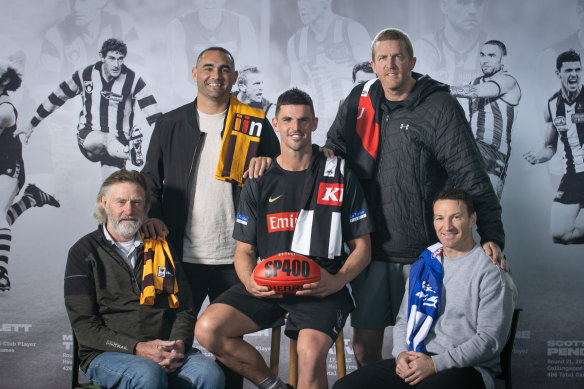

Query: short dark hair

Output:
[433, 187, 475, 215]
[237, 66, 260, 88]
[92, 169, 150, 223]
[196, 46, 235, 69]
[275, 88, 314, 117]
[557, 49, 581, 70]
[0, 67, 22, 93]
[483, 40, 507, 56]
[352, 61, 373, 83]
[100, 38, 127, 57]
[371, 28, 414, 61]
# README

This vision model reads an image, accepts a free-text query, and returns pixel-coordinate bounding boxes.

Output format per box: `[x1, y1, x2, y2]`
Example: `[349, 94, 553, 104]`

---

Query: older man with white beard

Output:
[64, 169, 224, 389]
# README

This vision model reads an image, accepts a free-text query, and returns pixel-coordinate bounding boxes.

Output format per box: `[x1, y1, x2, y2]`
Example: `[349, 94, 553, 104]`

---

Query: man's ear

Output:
[272, 117, 279, 133]
[100, 195, 108, 211]
[192, 67, 197, 83]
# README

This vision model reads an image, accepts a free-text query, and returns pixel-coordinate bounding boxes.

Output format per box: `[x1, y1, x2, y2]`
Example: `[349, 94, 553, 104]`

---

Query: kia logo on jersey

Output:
[267, 212, 299, 232]
[317, 183, 344, 206]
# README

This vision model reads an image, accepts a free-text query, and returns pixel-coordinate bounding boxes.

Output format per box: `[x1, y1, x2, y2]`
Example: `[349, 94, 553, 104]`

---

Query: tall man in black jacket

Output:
[141, 46, 280, 389]
[323, 28, 505, 368]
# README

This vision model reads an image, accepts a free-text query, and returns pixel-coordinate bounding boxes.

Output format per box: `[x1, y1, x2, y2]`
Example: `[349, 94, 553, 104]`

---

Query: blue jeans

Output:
[86, 347, 225, 389]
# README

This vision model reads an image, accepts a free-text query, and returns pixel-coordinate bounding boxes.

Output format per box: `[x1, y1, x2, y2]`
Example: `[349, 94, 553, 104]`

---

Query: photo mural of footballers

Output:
[338, 61, 376, 107]
[19, 39, 162, 179]
[0, 52, 60, 292]
[40, 0, 139, 81]
[537, 0, 584, 97]
[450, 40, 521, 199]
[234, 66, 276, 119]
[414, 0, 487, 117]
[287, 0, 371, 145]
[168, 0, 260, 103]
[524, 49, 584, 245]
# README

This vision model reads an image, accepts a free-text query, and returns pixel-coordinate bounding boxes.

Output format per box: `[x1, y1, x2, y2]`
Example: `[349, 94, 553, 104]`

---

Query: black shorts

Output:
[77, 128, 125, 168]
[554, 172, 584, 205]
[214, 283, 354, 341]
[0, 159, 25, 190]
[476, 140, 509, 180]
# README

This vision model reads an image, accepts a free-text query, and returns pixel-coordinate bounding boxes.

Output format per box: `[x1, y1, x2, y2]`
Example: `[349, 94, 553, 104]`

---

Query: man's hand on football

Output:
[245, 276, 282, 299]
[295, 268, 344, 298]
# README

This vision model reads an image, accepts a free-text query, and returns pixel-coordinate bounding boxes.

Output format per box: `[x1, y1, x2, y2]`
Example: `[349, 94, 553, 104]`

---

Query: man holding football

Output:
[196, 88, 373, 389]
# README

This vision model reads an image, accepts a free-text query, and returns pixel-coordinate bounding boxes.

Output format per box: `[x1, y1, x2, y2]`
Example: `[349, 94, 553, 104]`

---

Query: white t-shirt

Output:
[182, 109, 237, 265]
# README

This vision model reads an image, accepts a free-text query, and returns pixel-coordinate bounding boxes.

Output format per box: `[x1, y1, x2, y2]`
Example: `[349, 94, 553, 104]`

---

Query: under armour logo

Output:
[400, 123, 409, 130]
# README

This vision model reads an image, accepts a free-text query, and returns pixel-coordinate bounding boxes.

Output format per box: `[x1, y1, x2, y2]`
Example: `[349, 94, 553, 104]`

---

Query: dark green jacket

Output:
[64, 227, 195, 371]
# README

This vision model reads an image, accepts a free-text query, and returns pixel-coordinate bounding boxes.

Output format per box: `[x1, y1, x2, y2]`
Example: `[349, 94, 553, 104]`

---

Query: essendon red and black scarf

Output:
[344, 79, 384, 179]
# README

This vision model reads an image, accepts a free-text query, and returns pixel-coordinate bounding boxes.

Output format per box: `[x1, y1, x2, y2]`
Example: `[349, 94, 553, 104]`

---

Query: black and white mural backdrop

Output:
[1, 0, 583, 387]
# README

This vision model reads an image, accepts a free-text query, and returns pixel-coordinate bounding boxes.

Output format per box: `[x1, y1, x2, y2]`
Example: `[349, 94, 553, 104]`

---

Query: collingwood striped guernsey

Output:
[30, 61, 161, 146]
[470, 71, 521, 159]
[548, 88, 584, 174]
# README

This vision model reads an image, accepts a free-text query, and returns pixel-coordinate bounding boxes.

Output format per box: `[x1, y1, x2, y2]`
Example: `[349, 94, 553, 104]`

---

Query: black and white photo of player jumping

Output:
[450, 40, 521, 199]
[19, 38, 161, 179]
[0, 52, 60, 292]
[524, 49, 584, 245]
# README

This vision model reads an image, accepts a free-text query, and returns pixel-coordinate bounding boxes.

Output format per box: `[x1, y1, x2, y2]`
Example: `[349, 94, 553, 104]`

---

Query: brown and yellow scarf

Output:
[215, 95, 266, 186]
[140, 237, 179, 308]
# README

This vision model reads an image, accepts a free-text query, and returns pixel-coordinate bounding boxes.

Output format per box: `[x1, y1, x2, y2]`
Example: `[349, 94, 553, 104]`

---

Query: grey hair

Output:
[92, 170, 151, 224]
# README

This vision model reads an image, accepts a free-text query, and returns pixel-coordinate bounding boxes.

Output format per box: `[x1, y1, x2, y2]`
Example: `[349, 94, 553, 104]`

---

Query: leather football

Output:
[253, 252, 321, 294]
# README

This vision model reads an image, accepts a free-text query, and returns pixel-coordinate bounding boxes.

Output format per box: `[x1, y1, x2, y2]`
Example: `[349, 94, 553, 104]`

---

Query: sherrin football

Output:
[253, 252, 321, 294]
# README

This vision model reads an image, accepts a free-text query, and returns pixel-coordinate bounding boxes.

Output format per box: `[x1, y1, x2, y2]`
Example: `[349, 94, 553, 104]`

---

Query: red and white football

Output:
[253, 252, 321, 294]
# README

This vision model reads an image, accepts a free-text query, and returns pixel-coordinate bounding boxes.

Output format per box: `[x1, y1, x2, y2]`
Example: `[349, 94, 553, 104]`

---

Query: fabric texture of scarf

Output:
[140, 236, 179, 308]
[215, 94, 266, 186]
[406, 242, 444, 353]
[291, 147, 345, 259]
[343, 78, 385, 179]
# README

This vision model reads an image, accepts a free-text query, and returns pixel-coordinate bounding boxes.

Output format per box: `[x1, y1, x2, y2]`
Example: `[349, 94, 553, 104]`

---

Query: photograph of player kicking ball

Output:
[19, 38, 161, 179]
[195, 88, 374, 389]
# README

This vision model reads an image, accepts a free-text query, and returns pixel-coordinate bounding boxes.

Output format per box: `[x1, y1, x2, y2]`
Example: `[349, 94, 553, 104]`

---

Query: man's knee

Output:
[176, 349, 226, 389]
[194, 304, 247, 352]
[297, 343, 328, 367]
[296, 330, 331, 378]
[352, 328, 384, 366]
[194, 310, 224, 351]
[131, 365, 167, 389]
[88, 356, 167, 389]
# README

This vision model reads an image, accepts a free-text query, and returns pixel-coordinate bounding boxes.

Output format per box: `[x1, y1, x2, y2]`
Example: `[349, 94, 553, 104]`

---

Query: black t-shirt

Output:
[233, 157, 373, 274]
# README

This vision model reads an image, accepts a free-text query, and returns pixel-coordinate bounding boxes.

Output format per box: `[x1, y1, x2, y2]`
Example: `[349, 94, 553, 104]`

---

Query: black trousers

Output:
[182, 263, 243, 389]
[332, 358, 486, 389]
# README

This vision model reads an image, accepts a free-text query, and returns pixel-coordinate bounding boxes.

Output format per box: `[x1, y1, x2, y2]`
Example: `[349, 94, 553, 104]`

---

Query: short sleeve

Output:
[341, 167, 375, 241]
[233, 177, 259, 245]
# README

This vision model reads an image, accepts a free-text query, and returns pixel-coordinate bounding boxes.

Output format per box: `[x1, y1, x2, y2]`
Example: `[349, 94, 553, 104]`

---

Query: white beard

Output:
[106, 208, 143, 240]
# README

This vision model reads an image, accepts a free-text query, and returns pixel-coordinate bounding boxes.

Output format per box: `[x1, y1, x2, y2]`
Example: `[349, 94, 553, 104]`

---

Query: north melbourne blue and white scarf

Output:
[406, 242, 444, 353]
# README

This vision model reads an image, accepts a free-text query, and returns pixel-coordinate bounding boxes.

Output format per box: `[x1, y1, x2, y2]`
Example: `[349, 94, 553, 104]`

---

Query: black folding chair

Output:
[497, 308, 522, 389]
